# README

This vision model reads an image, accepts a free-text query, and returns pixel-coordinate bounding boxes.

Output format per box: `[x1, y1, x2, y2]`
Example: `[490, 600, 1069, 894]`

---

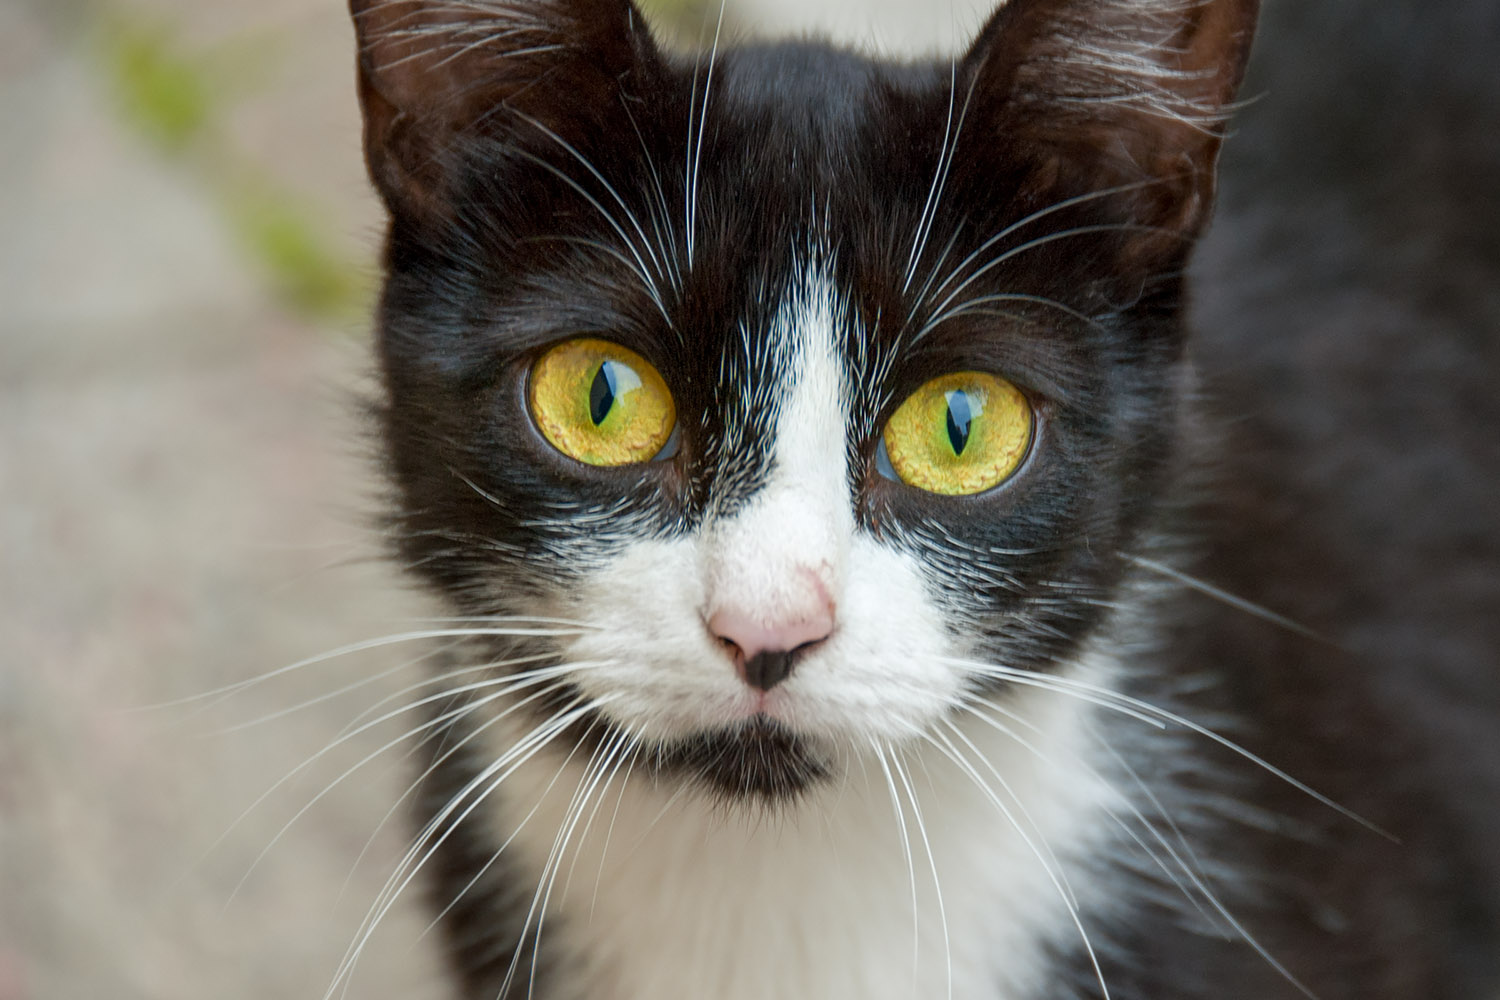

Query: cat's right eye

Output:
[879, 371, 1033, 496]
[528, 339, 676, 467]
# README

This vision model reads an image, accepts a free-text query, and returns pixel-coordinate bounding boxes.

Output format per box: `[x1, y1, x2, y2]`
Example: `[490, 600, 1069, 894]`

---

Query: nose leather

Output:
[709, 603, 835, 692]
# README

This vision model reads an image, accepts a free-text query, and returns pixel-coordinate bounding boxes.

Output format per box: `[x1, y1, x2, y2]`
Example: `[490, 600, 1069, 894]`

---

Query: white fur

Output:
[480, 264, 1120, 998]
[497, 682, 1114, 1000]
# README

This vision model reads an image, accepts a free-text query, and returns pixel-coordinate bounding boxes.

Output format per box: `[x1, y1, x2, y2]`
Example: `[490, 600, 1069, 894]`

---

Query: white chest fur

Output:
[490, 680, 1116, 1000]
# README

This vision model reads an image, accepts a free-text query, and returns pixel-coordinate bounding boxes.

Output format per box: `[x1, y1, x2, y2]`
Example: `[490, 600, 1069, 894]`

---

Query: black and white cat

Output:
[345, 0, 1500, 997]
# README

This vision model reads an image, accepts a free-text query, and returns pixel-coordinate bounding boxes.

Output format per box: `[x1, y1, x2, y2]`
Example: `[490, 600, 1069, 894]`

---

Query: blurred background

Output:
[0, 0, 995, 997]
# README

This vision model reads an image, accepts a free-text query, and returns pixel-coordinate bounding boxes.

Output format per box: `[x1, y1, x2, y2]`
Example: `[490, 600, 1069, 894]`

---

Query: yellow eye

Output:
[528, 338, 676, 466]
[882, 371, 1033, 495]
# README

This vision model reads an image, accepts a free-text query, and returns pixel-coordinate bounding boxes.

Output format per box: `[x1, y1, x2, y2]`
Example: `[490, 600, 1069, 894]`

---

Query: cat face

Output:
[354, 0, 1256, 801]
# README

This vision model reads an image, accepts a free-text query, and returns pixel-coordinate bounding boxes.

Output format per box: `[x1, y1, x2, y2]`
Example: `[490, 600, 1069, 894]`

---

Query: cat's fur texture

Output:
[347, 0, 1500, 997]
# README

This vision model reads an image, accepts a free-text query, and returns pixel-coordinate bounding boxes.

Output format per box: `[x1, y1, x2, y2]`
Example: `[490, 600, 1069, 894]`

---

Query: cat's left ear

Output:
[962, 0, 1259, 260]
[350, 0, 660, 220]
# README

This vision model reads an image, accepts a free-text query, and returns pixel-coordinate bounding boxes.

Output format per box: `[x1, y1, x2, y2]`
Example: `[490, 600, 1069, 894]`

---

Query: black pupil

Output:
[590, 362, 620, 426]
[945, 390, 973, 456]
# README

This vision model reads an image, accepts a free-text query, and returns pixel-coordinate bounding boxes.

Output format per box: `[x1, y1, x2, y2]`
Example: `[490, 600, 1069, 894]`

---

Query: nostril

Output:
[716, 633, 744, 665]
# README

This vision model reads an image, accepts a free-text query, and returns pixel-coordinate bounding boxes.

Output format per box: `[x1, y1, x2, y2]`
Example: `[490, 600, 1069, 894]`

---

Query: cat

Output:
[343, 0, 1500, 997]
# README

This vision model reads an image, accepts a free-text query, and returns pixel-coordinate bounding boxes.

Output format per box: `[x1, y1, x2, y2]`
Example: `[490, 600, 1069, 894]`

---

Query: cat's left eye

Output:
[878, 371, 1033, 496]
[528, 338, 676, 466]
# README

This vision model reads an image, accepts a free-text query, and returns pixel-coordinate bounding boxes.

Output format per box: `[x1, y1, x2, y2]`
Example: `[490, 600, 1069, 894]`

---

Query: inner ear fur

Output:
[350, 0, 660, 219]
[962, 0, 1260, 260]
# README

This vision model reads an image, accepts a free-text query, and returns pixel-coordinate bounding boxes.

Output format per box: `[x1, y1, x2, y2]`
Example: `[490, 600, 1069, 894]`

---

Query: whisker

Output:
[947, 657, 1393, 840]
[328, 695, 613, 1000]
[922, 177, 1166, 294]
[960, 699, 1210, 925]
[132, 623, 593, 712]
[964, 702, 1322, 999]
[921, 223, 1174, 339]
[926, 722, 1111, 999]
[889, 748, 953, 1000]
[335, 652, 551, 738]
[216, 640, 466, 735]
[932, 717, 1077, 909]
[420, 705, 596, 938]
[903, 62, 974, 298]
[590, 730, 642, 918]
[561, 726, 635, 902]
[334, 670, 571, 906]
[514, 113, 671, 293]
[685, 0, 726, 268]
[509, 149, 671, 324]
[1126, 555, 1331, 644]
[917, 292, 1107, 341]
[502, 716, 611, 999]
[872, 738, 922, 982]
[227, 663, 602, 905]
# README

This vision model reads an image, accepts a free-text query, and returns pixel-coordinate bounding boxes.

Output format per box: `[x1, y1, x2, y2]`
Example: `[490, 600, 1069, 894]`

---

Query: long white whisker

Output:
[949, 657, 1392, 839]
[920, 177, 1170, 315]
[903, 61, 968, 295]
[219, 640, 467, 736]
[228, 663, 600, 905]
[686, 0, 726, 268]
[335, 652, 551, 738]
[560, 726, 634, 902]
[872, 739, 921, 981]
[959, 701, 1207, 923]
[420, 708, 596, 938]
[620, 100, 683, 291]
[502, 718, 612, 999]
[927, 721, 1113, 998]
[510, 149, 671, 324]
[328, 696, 611, 1000]
[916, 292, 1106, 341]
[922, 224, 1170, 338]
[889, 748, 952, 1000]
[964, 702, 1322, 999]
[934, 718, 1077, 909]
[133, 624, 593, 712]
[515, 113, 670, 290]
[1126, 555, 1330, 643]
[334, 665, 597, 905]
[956, 663, 1168, 729]
[590, 731, 641, 918]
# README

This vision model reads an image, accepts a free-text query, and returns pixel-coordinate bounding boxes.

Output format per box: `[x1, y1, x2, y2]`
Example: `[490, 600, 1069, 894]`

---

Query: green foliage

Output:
[99, 16, 216, 153]
[225, 181, 370, 322]
[639, 0, 707, 16]
[92, 6, 368, 323]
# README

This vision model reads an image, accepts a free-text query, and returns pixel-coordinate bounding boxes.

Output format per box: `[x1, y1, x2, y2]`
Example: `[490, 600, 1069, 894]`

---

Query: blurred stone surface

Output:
[1, 1, 443, 998]
[736, 0, 991, 53]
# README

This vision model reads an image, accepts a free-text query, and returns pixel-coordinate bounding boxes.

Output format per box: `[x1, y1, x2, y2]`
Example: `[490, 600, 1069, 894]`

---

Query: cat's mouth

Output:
[651, 714, 830, 803]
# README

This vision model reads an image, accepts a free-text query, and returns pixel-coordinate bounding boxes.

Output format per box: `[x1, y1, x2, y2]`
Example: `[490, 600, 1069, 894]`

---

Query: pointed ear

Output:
[962, 0, 1258, 260]
[350, 0, 660, 218]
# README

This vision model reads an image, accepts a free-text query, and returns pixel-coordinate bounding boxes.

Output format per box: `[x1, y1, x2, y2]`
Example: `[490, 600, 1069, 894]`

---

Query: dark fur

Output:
[351, 0, 1500, 995]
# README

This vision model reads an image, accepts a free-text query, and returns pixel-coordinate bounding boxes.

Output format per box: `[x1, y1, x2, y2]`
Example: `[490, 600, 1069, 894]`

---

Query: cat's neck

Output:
[486, 648, 1130, 1000]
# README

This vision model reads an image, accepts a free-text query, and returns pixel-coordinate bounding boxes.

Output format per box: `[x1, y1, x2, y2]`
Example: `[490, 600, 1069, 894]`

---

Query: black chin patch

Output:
[659, 716, 829, 802]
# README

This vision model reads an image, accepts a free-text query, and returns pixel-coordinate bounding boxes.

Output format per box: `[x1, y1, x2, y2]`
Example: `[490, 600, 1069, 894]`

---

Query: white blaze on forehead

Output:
[702, 266, 853, 627]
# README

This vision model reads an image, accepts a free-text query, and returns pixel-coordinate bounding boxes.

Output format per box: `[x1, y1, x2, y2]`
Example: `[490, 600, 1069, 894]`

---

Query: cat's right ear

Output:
[350, 0, 660, 219]
[960, 0, 1259, 265]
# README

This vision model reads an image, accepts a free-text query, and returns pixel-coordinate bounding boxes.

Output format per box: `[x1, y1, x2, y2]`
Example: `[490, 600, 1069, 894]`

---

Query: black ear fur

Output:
[350, 0, 661, 219]
[962, 0, 1259, 261]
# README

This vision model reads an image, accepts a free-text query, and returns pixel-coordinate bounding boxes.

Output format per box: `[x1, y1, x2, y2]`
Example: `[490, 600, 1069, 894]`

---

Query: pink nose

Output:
[708, 603, 835, 692]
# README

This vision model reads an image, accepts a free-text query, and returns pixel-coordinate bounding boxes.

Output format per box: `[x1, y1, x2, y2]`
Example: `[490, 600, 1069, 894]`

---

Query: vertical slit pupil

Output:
[945, 390, 973, 456]
[590, 362, 618, 426]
